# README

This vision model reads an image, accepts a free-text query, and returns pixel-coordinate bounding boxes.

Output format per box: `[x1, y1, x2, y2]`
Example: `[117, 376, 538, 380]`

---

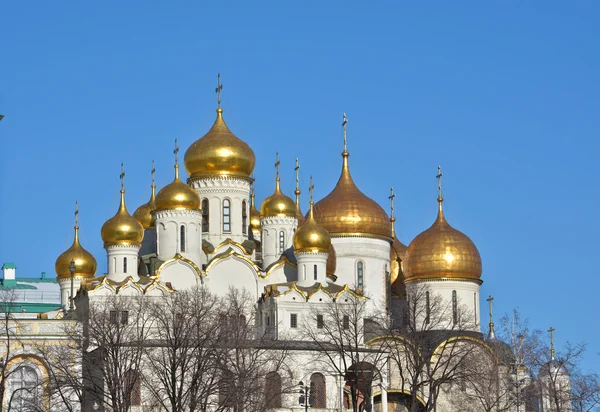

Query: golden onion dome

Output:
[390, 236, 408, 285]
[101, 190, 145, 247]
[326, 242, 337, 276]
[260, 178, 296, 218]
[155, 165, 200, 212]
[249, 192, 261, 231]
[133, 182, 156, 229]
[295, 192, 305, 226]
[313, 151, 392, 240]
[184, 108, 256, 180]
[293, 201, 331, 253]
[406, 198, 482, 281]
[56, 216, 97, 280]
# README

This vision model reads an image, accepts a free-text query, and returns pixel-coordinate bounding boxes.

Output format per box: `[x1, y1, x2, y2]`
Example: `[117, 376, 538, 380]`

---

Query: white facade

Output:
[295, 251, 328, 287]
[155, 209, 203, 268]
[105, 244, 140, 282]
[261, 216, 297, 269]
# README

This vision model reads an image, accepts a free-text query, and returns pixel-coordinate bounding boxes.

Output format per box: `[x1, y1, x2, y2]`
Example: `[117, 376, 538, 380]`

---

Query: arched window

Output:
[8, 365, 39, 410]
[219, 370, 235, 407]
[279, 231, 285, 254]
[223, 199, 231, 232]
[425, 291, 431, 324]
[357, 261, 364, 290]
[452, 290, 458, 325]
[265, 371, 282, 408]
[123, 257, 128, 274]
[202, 199, 209, 232]
[314, 264, 318, 280]
[242, 200, 248, 235]
[126, 369, 141, 406]
[310, 372, 327, 408]
[180, 225, 186, 253]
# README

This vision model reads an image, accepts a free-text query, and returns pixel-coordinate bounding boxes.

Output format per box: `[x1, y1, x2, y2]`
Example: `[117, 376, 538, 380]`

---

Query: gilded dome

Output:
[406, 199, 482, 281]
[133, 183, 156, 229]
[260, 178, 296, 218]
[326, 242, 336, 276]
[293, 202, 331, 253]
[155, 165, 200, 212]
[101, 190, 145, 247]
[56, 225, 97, 279]
[313, 151, 392, 240]
[249, 192, 261, 231]
[184, 108, 256, 180]
[390, 236, 408, 285]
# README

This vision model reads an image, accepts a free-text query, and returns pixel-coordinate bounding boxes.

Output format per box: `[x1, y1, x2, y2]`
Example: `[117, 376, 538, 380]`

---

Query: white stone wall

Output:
[260, 216, 297, 269]
[106, 244, 140, 282]
[295, 251, 328, 287]
[155, 209, 203, 267]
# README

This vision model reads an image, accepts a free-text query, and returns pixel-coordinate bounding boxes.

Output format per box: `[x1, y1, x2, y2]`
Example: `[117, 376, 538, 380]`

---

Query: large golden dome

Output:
[184, 108, 256, 180]
[56, 223, 97, 280]
[249, 192, 261, 232]
[406, 199, 482, 281]
[313, 151, 392, 240]
[293, 202, 331, 253]
[101, 190, 145, 247]
[260, 178, 296, 218]
[155, 165, 200, 212]
[133, 182, 156, 229]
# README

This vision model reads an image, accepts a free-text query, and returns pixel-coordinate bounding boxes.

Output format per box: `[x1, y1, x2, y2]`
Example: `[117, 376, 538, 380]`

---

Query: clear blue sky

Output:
[1, 1, 599, 370]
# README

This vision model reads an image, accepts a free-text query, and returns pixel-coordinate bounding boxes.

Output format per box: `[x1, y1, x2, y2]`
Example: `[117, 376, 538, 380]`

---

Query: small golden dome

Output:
[293, 202, 331, 253]
[101, 190, 145, 247]
[155, 165, 200, 212]
[390, 236, 407, 285]
[313, 151, 391, 240]
[406, 199, 482, 281]
[56, 224, 97, 280]
[249, 192, 261, 231]
[260, 178, 296, 218]
[184, 108, 256, 180]
[326, 242, 336, 276]
[133, 183, 156, 229]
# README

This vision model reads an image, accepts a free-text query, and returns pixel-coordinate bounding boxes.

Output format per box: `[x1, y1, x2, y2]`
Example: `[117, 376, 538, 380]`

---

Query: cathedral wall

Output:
[155, 209, 203, 267]
[105, 245, 140, 282]
[261, 216, 297, 269]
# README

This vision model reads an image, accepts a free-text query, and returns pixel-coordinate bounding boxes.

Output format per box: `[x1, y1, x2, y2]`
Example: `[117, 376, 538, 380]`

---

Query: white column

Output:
[295, 252, 328, 287]
[155, 209, 203, 268]
[261, 216, 297, 269]
[106, 245, 140, 282]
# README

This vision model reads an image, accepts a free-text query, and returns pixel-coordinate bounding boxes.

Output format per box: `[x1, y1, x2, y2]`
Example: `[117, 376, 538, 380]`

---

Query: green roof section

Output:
[1, 263, 16, 269]
[5, 302, 61, 314]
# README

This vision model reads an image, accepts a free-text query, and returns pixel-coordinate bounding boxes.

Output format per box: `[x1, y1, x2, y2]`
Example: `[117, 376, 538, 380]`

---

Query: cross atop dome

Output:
[342, 112, 348, 152]
[216, 73, 223, 108]
[120, 163, 125, 192]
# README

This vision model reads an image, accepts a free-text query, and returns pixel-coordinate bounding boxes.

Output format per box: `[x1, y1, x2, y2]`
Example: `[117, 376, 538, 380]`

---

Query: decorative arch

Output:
[264, 371, 282, 408]
[310, 372, 327, 408]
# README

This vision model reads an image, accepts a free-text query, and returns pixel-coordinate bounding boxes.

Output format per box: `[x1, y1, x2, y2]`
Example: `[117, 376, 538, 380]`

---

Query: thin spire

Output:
[389, 187, 396, 238]
[436, 165, 444, 218]
[548, 326, 556, 360]
[250, 173, 256, 206]
[487, 295, 496, 339]
[118, 163, 129, 214]
[308, 176, 315, 219]
[215, 73, 223, 109]
[174, 139, 180, 180]
[151, 160, 156, 199]
[120, 163, 125, 193]
[75, 201, 79, 228]
[294, 158, 301, 203]
[342, 113, 348, 153]
[274, 152, 281, 192]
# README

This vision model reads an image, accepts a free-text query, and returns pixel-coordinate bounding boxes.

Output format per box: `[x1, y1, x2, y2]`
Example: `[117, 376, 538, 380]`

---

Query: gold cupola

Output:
[406, 167, 482, 282]
[133, 161, 157, 228]
[293, 178, 332, 253]
[260, 153, 296, 218]
[101, 165, 145, 247]
[313, 114, 392, 240]
[184, 75, 256, 180]
[56, 203, 97, 279]
[249, 181, 261, 232]
[156, 140, 201, 212]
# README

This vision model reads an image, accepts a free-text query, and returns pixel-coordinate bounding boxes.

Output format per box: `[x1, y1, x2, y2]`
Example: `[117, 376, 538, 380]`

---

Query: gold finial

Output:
[75, 201, 79, 228]
[215, 73, 223, 108]
[151, 160, 156, 188]
[548, 326, 556, 360]
[342, 113, 348, 152]
[309, 175, 315, 205]
[436, 165, 443, 201]
[487, 295, 495, 338]
[275, 152, 280, 181]
[389, 187, 396, 238]
[120, 163, 125, 192]
[174, 139, 180, 179]
[294, 157, 301, 200]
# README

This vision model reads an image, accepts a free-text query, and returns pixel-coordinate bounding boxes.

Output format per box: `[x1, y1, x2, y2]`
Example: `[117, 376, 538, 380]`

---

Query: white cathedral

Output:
[6, 82, 571, 411]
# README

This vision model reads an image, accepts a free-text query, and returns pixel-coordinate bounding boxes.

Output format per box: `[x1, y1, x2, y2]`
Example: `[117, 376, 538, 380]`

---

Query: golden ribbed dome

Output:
[406, 199, 482, 281]
[260, 178, 296, 218]
[249, 192, 261, 231]
[101, 190, 145, 247]
[390, 236, 407, 284]
[133, 183, 156, 229]
[326, 242, 337, 276]
[155, 165, 200, 212]
[184, 108, 256, 180]
[313, 151, 392, 240]
[56, 224, 97, 279]
[293, 202, 331, 253]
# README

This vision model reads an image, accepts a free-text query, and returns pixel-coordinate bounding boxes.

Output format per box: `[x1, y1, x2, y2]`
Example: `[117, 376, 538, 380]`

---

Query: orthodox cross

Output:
[174, 139, 180, 165]
[295, 158, 300, 191]
[151, 160, 156, 186]
[436, 165, 443, 199]
[120, 163, 125, 191]
[548, 326, 556, 359]
[342, 113, 348, 152]
[487, 296, 495, 332]
[75, 201, 79, 226]
[389, 187, 396, 219]
[275, 152, 280, 180]
[215, 73, 223, 108]
[309, 176, 314, 204]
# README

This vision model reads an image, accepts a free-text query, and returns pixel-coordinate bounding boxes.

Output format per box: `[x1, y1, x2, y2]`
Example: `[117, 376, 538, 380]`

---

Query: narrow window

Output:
[242, 200, 247, 235]
[123, 257, 127, 274]
[452, 290, 458, 325]
[266, 316, 270, 326]
[357, 261, 364, 289]
[121, 311, 129, 325]
[223, 199, 231, 232]
[314, 264, 318, 280]
[290, 313, 298, 328]
[303, 265, 307, 281]
[343, 315, 350, 330]
[279, 231, 285, 253]
[316, 314, 324, 329]
[202, 199, 209, 232]
[110, 311, 118, 324]
[310, 373, 327, 408]
[180, 225, 186, 253]
[425, 291, 431, 324]
[265, 372, 282, 408]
